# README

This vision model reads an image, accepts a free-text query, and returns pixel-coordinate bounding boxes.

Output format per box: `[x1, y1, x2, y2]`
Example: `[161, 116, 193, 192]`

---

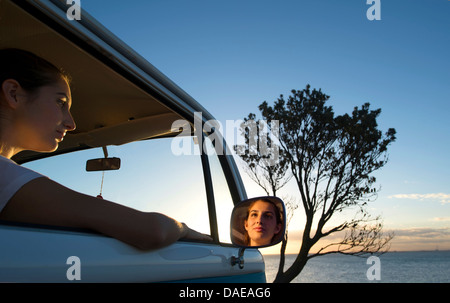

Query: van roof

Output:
[1, 0, 214, 163]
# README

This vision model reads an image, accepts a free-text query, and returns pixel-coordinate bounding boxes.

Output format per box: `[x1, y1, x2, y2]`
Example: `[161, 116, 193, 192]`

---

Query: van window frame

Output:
[199, 130, 246, 246]
[5, 0, 246, 247]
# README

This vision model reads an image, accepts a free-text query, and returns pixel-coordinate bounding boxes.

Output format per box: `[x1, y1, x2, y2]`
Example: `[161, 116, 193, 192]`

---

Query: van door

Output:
[2, 135, 266, 282]
[0, 223, 265, 282]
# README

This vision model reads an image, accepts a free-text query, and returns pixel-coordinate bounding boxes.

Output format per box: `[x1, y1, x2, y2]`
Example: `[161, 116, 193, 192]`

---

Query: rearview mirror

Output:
[230, 196, 286, 248]
[86, 157, 121, 171]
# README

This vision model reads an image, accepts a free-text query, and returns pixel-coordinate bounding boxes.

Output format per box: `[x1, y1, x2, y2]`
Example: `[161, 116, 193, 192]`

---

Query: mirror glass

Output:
[86, 157, 121, 171]
[230, 196, 286, 248]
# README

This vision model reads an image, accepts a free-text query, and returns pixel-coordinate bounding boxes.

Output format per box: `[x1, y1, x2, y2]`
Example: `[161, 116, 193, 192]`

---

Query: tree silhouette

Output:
[234, 113, 291, 196]
[236, 85, 396, 283]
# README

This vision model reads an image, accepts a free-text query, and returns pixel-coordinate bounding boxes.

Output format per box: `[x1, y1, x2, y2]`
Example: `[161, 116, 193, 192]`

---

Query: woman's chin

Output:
[31, 142, 59, 153]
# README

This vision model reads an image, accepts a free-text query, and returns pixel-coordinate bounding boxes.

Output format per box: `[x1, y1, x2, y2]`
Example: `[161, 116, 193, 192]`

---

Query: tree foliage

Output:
[236, 85, 396, 283]
[234, 113, 291, 196]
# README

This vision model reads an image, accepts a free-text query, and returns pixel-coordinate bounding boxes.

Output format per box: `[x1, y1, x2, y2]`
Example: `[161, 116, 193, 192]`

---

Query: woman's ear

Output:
[1, 79, 21, 109]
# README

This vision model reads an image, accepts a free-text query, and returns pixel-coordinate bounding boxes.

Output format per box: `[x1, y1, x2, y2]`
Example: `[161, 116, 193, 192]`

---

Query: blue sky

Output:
[80, 0, 450, 252]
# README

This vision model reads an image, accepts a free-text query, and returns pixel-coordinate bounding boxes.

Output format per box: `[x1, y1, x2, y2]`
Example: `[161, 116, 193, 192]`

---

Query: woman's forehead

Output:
[250, 201, 276, 212]
[44, 78, 72, 100]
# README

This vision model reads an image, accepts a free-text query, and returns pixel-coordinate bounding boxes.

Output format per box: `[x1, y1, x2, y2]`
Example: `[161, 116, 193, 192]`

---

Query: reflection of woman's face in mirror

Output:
[244, 200, 282, 247]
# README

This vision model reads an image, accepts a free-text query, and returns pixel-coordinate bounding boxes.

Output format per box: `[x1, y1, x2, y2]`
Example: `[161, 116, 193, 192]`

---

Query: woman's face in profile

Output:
[244, 200, 281, 246]
[14, 77, 76, 153]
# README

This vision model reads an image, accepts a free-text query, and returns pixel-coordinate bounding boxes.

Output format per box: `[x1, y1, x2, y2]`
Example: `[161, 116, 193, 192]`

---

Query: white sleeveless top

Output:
[0, 155, 44, 212]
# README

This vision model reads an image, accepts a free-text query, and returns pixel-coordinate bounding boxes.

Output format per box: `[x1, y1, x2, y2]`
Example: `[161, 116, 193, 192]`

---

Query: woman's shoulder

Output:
[0, 155, 20, 171]
[0, 155, 46, 212]
[0, 155, 45, 188]
[0, 155, 31, 172]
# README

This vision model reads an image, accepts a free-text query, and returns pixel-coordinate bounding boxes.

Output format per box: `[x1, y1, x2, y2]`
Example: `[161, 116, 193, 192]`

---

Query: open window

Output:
[22, 136, 212, 237]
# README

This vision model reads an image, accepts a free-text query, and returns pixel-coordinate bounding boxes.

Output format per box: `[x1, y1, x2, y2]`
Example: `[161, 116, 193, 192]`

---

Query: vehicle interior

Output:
[0, 0, 192, 164]
[0, 0, 240, 244]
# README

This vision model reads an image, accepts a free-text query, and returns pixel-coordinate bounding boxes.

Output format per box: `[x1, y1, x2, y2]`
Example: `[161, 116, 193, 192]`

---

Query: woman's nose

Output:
[64, 111, 76, 131]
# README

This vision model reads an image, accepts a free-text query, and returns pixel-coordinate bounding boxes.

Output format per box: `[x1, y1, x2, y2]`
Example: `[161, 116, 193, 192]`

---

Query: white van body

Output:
[0, 0, 267, 282]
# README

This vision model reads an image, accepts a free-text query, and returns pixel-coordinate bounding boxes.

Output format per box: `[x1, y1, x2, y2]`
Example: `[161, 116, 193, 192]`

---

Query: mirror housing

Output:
[230, 196, 286, 248]
[86, 157, 121, 171]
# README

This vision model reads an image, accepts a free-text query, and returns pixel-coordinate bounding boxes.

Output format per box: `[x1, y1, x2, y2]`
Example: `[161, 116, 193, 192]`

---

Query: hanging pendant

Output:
[97, 171, 105, 199]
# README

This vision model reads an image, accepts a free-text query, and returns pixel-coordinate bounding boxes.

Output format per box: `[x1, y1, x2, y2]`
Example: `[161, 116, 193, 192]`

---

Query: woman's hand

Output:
[180, 223, 213, 242]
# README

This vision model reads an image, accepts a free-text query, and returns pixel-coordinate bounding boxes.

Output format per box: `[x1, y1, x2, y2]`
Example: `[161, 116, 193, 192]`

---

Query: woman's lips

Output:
[56, 130, 66, 141]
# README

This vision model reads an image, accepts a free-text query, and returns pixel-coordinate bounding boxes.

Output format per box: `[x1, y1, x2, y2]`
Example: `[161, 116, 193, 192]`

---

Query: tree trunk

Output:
[274, 234, 288, 282]
[273, 213, 314, 283]
[273, 245, 309, 283]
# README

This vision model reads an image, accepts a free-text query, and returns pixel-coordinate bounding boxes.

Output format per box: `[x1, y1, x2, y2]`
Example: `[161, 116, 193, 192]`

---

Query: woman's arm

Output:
[0, 177, 211, 250]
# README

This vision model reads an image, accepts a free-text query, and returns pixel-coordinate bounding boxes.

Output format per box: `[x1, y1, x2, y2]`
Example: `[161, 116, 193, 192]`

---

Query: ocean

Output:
[263, 250, 450, 283]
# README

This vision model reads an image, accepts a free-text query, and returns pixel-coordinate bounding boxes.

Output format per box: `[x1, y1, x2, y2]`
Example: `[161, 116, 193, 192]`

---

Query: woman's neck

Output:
[0, 142, 20, 159]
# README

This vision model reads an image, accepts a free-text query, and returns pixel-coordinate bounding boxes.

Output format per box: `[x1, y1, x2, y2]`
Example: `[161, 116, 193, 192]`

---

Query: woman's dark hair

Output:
[0, 48, 70, 94]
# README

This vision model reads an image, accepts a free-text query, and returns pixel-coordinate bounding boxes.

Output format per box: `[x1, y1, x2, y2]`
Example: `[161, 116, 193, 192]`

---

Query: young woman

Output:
[0, 48, 211, 250]
[244, 198, 282, 247]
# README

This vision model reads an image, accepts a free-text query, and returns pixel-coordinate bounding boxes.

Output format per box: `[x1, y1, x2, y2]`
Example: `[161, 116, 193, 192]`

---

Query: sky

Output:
[76, 0, 449, 253]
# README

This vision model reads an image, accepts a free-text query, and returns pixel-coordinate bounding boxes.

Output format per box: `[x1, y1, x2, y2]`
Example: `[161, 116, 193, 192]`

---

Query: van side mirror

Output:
[86, 157, 121, 171]
[230, 196, 286, 248]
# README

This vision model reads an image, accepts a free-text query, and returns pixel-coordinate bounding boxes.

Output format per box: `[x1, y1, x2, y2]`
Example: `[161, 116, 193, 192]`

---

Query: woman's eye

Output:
[264, 213, 274, 219]
[57, 99, 67, 107]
